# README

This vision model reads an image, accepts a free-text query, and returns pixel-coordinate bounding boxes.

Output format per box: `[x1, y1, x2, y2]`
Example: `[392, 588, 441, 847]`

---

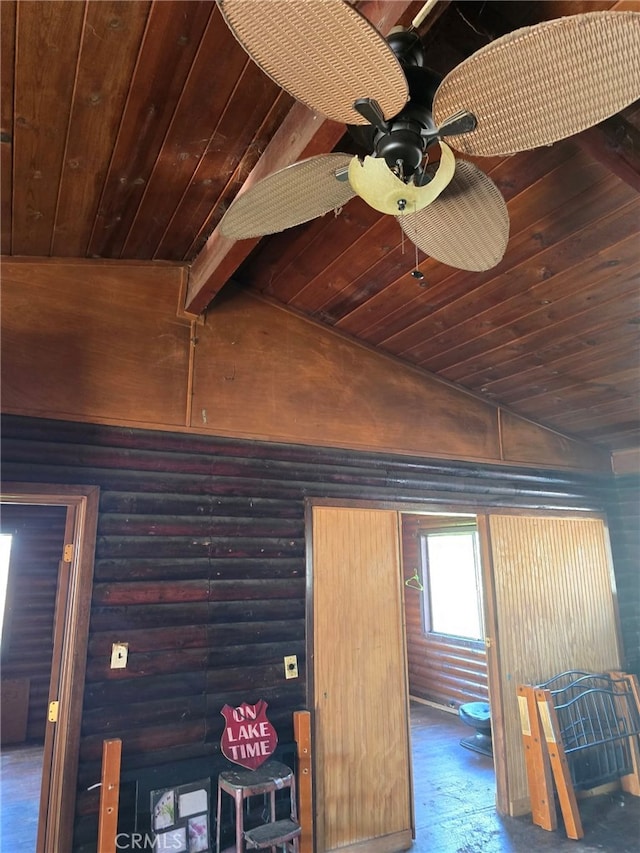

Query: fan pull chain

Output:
[410, 200, 425, 281]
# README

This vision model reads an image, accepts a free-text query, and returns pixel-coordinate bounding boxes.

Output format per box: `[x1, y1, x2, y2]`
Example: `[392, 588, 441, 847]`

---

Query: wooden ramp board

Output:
[97, 738, 122, 853]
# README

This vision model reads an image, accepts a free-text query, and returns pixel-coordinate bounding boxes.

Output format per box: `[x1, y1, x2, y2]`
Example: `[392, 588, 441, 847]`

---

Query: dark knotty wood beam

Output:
[185, 0, 427, 315]
[576, 105, 640, 195]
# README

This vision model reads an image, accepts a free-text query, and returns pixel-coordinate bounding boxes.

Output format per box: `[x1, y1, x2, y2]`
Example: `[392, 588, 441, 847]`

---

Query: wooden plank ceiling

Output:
[2, 0, 639, 452]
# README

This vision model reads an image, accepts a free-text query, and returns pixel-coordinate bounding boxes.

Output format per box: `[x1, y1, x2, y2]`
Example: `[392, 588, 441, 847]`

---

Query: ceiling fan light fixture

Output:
[347, 142, 455, 216]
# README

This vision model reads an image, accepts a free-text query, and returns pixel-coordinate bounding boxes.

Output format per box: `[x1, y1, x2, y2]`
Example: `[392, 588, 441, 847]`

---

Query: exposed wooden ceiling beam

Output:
[576, 105, 640, 194]
[185, 0, 424, 315]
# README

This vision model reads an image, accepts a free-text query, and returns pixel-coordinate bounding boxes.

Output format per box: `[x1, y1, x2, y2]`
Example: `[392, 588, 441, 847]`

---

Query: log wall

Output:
[0, 414, 629, 851]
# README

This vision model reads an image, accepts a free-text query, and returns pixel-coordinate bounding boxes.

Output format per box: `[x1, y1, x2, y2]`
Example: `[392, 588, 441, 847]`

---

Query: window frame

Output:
[419, 524, 484, 641]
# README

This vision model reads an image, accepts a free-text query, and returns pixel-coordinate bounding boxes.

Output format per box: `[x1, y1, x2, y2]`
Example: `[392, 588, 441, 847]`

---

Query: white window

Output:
[0, 534, 13, 647]
[420, 527, 483, 641]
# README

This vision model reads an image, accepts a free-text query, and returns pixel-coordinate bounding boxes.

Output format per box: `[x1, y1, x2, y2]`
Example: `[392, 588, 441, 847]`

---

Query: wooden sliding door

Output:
[482, 513, 622, 816]
[311, 506, 412, 853]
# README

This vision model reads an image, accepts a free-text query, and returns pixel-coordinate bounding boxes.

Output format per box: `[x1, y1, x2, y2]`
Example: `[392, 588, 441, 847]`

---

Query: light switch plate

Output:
[284, 655, 298, 679]
[110, 642, 128, 669]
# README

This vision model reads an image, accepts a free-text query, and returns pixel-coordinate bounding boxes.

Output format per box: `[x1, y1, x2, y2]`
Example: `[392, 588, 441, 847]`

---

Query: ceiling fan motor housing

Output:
[373, 64, 443, 178]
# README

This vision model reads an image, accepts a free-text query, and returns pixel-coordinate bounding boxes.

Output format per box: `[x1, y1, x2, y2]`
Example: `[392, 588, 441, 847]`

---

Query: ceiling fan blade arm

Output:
[353, 98, 391, 134]
[437, 110, 477, 138]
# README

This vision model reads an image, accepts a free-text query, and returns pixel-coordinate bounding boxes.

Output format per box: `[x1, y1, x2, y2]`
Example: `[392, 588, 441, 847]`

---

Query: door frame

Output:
[306, 498, 618, 833]
[1, 483, 99, 853]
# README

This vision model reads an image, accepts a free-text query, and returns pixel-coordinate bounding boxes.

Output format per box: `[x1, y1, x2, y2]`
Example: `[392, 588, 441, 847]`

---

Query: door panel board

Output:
[312, 506, 412, 853]
[486, 514, 620, 815]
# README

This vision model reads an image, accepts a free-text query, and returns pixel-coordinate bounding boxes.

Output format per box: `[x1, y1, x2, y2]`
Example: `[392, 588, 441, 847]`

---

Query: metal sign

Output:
[220, 700, 278, 770]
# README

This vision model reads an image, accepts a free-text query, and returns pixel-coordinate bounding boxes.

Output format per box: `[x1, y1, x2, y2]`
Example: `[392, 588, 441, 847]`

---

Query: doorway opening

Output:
[0, 484, 98, 853]
[400, 512, 496, 845]
[0, 504, 67, 850]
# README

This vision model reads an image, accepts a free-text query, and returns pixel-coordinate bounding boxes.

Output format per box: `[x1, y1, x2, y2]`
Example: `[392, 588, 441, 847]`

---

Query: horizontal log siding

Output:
[0, 415, 624, 851]
[0, 504, 67, 741]
[607, 474, 640, 680]
[402, 515, 488, 707]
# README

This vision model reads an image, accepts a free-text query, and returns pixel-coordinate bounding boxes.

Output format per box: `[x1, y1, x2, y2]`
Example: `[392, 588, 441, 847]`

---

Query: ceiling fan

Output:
[217, 0, 640, 273]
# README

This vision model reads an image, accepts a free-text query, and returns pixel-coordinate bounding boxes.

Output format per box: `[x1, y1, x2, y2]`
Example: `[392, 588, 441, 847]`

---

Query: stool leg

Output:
[216, 786, 222, 853]
[270, 789, 276, 853]
[290, 777, 299, 853]
[235, 790, 244, 853]
[289, 776, 297, 821]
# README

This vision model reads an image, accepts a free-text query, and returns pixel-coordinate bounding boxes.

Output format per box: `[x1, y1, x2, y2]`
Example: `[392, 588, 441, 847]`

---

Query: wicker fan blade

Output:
[433, 11, 640, 157]
[398, 161, 509, 271]
[219, 0, 408, 125]
[219, 155, 356, 240]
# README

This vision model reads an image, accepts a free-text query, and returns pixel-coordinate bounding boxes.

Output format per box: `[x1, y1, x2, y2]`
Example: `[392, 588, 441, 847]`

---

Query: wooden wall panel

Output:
[192, 288, 607, 470]
[499, 409, 611, 471]
[192, 289, 500, 461]
[0, 260, 610, 472]
[0, 415, 627, 851]
[487, 514, 621, 816]
[0, 0, 16, 255]
[402, 514, 488, 707]
[612, 448, 640, 475]
[0, 503, 67, 740]
[0, 260, 191, 428]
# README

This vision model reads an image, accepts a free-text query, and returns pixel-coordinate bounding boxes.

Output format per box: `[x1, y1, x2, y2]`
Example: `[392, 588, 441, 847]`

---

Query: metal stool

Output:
[216, 760, 301, 853]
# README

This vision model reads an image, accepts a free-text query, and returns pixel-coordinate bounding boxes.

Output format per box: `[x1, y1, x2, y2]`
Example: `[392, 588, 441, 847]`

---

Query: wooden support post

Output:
[517, 684, 557, 830]
[610, 671, 640, 796]
[535, 689, 583, 840]
[293, 711, 313, 853]
[98, 738, 122, 853]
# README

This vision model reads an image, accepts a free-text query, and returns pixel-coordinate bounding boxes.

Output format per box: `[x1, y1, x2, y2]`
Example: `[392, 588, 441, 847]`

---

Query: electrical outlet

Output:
[110, 642, 128, 669]
[284, 655, 298, 679]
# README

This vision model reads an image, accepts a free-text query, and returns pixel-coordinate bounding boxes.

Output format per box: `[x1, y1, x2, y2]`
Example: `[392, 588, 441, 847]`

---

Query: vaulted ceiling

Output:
[2, 0, 639, 452]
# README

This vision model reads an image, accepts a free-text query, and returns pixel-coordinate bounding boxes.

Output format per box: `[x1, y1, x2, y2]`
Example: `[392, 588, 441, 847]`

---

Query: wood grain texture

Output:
[87, 1, 217, 259]
[3, 0, 637, 450]
[191, 288, 606, 470]
[312, 506, 411, 852]
[0, 259, 191, 427]
[12, 1, 86, 254]
[50, 1, 151, 257]
[500, 410, 611, 471]
[487, 514, 621, 816]
[1, 259, 609, 471]
[0, 0, 16, 254]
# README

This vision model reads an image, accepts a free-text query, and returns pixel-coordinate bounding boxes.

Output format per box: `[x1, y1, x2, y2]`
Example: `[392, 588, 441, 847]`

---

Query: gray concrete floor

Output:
[409, 700, 640, 853]
[0, 742, 42, 851]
